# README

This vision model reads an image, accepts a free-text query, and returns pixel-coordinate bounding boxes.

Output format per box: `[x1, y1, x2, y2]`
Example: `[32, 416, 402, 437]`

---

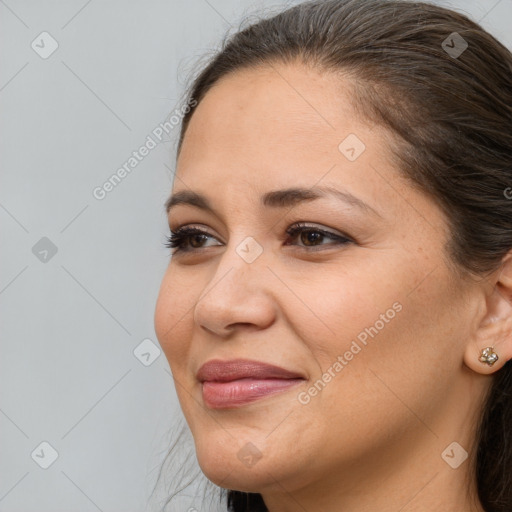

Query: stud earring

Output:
[479, 346, 499, 366]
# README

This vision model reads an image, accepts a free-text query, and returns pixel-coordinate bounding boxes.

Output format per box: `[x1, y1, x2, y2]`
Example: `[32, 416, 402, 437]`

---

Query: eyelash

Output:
[164, 222, 353, 254]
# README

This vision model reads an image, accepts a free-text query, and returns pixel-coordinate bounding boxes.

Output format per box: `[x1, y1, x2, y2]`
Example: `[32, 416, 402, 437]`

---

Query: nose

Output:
[193, 239, 277, 337]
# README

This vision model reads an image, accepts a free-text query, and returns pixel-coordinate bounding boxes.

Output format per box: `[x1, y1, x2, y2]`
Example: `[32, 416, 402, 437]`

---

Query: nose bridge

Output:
[204, 233, 268, 299]
[193, 233, 275, 333]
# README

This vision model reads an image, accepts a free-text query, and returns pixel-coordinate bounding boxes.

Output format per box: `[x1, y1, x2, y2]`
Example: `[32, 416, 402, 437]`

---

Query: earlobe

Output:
[463, 253, 512, 375]
[463, 317, 512, 375]
[464, 328, 510, 376]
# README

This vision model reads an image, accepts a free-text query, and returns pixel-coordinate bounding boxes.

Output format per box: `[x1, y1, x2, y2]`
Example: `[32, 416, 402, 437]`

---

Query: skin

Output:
[154, 62, 512, 512]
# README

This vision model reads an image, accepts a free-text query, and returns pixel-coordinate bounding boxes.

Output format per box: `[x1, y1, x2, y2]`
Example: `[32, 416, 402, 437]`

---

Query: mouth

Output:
[197, 359, 306, 409]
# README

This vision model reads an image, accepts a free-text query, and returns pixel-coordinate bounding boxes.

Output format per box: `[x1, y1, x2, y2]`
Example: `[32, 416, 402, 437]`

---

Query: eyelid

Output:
[169, 221, 349, 243]
[166, 221, 355, 256]
[284, 221, 352, 241]
[170, 223, 222, 239]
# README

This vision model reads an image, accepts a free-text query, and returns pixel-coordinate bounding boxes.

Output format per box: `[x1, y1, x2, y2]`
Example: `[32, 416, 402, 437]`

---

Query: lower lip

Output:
[201, 378, 304, 409]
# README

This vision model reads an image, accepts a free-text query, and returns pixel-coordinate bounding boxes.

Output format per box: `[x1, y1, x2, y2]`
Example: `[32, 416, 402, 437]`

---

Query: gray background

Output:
[1, 1, 510, 511]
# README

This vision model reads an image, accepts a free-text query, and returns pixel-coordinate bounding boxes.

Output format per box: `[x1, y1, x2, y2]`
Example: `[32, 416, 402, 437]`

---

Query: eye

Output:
[164, 222, 353, 255]
[284, 222, 352, 249]
[164, 226, 221, 254]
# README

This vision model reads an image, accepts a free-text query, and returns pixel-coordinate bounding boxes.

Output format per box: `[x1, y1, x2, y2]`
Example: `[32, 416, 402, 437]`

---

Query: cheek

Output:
[154, 270, 197, 370]
[300, 262, 463, 425]
[280, 261, 407, 365]
[286, 256, 460, 409]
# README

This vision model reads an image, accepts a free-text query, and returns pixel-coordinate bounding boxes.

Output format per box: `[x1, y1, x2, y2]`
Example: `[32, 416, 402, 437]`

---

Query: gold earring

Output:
[479, 346, 499, 366]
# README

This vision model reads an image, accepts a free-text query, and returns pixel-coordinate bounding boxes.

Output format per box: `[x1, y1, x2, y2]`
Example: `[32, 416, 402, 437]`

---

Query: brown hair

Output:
[164, 1, 512, 510]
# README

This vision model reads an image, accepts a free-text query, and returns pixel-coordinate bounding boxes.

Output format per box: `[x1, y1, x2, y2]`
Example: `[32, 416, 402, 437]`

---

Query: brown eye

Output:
[285, 222, 352, 249]
[164, 222, 353, 255]
[165, 227, 221, 253]
[299, 229, 325, 246]
[189, 233, 209, 248]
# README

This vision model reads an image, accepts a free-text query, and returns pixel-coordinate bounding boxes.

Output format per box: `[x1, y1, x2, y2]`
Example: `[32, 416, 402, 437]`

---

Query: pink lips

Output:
[197, 359, 305, 409]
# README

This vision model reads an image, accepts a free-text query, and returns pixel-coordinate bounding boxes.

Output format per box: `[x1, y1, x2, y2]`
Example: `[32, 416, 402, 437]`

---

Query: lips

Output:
[197, 359, 305, 409]
[197, 359, 305, 382]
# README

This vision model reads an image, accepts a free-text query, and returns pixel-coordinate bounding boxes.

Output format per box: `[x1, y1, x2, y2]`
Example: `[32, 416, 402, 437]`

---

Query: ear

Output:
[464, 252, 512, 375]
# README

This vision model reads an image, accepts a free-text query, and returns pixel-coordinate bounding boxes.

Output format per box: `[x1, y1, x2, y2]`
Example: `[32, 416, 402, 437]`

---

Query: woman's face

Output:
[154, 63, 483, 499]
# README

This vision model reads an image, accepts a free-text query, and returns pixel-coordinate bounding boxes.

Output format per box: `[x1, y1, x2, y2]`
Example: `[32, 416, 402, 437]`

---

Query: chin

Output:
[193, 434, 277, 492]
[199, 458, 282, 494]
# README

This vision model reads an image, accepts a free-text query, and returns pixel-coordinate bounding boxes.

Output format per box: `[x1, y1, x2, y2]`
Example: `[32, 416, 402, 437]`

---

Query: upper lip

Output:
[196, 359, 305, 383]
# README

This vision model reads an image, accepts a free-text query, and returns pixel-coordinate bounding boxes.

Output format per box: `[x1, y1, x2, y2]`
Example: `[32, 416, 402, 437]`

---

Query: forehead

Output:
[176, 63, 394, 190]
[180, 64, 360, 155]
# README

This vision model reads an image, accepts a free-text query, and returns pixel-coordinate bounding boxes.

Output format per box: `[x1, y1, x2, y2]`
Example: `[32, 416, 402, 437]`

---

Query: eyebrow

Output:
[165, 186, 382, 218]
